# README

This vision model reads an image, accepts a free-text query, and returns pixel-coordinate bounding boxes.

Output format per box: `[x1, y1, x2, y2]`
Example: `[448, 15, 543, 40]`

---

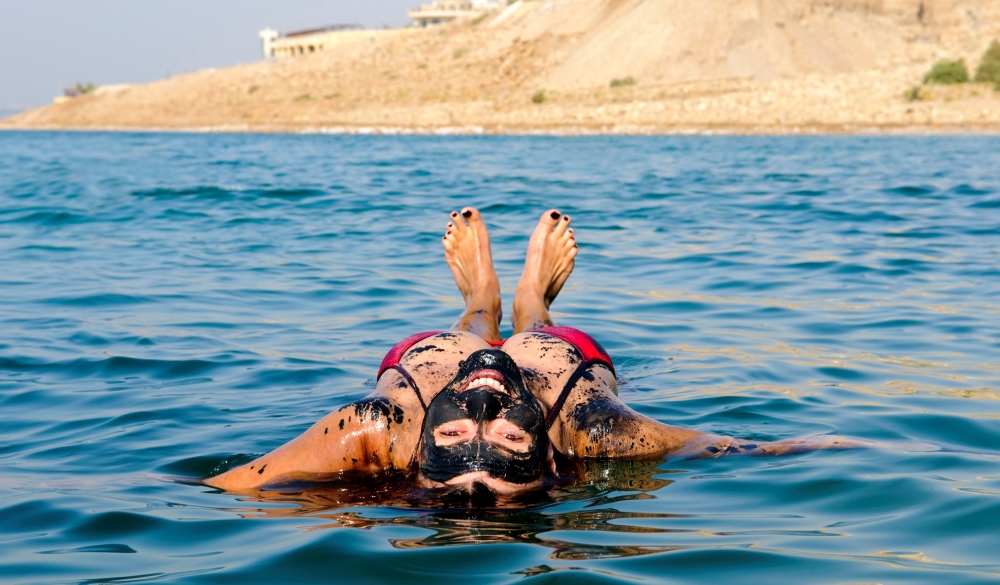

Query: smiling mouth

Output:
[460, 369, 513, 396]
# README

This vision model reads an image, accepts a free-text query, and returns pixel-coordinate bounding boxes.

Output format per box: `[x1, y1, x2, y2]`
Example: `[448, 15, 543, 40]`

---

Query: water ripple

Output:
[0, 132, 998, 584]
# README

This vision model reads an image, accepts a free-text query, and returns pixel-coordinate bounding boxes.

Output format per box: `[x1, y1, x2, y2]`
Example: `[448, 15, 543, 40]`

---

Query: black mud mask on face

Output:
[419, 349, 548, 485]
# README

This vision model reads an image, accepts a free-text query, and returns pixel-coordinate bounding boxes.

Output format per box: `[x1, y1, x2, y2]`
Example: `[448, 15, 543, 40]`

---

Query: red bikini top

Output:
[376, 327, 615, 430]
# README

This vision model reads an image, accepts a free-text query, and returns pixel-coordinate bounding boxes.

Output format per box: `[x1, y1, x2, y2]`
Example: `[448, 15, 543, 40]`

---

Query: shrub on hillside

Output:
[531, 89, 546, 104]
[923, 59, 969, 84]
[974, 40, 1000, 85]
[610, 76, 635, 88]
[64, 82, 95, 97]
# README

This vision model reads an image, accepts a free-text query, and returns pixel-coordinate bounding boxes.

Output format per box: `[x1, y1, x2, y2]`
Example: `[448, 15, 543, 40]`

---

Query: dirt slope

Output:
[509, 0, 905, 86]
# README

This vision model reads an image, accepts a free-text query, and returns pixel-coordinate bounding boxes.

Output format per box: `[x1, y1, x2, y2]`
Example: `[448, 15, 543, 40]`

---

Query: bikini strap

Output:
[388, 364, 427, 411]
[376, 331, 445, 412]
[544, 358, 610, 430]
[534, 328, 616, 430]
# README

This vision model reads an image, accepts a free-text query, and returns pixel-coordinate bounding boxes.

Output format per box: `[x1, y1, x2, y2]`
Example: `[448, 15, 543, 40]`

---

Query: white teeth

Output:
[469, 377, 506, 393]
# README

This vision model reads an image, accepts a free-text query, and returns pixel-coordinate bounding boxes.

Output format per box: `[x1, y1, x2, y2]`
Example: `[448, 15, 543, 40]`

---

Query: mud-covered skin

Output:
[206, 329, 709, 491]
[205, 330, 491, 491]
[419, 349, 548, 483]
[502, 331, 707, 459]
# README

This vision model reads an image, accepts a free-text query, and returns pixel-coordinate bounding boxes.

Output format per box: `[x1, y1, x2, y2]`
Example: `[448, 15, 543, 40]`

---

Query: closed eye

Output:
[487, 420, 531, 451]
[432, 420, 476, 444]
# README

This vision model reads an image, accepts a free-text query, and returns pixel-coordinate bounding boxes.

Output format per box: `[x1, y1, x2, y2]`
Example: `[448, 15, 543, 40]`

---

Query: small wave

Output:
[3, 210, 91, 226]
[131, 186, 234, 199]
[789, 260, 837, 271]
[67, 511, 170, 539]
[883, 184, 939, 197]
[950, 184, 992, 196]
[832, 263, 876, 274]
[817, 209, 907, 223]
[16, 244, 77, 252]
[816, 366, 871, 381]
[39, 543, 137, 554]
[40, 293, 153, 307]
[764, 172, 812, 183]
[246, 188, 326, 200]
[0, 354, 254, 380]
[884, 229, 946, 239]
[234, 365, 349, 388]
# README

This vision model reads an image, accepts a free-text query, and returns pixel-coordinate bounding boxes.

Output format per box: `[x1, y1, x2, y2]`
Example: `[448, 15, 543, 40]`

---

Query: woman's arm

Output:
[552, 374, 866, 460]
[204, 396, 414, 491]
[672, 434, 869, 458]
[552, 383, 708, 459]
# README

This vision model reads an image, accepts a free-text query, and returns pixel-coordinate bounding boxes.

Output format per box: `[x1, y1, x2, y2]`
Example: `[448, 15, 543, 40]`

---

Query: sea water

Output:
[0, 131, 998, 584]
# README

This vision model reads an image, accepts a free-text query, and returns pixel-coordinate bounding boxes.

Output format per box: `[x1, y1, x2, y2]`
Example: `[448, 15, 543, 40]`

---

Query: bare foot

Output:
[512, 210, 577, 332]
[442, 207, 502, 337]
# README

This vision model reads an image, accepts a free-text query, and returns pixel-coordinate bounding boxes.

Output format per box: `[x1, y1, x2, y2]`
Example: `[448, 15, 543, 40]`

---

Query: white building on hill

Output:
[258, 1, 504, 59]
[258, 25, 404, 59]
[408, 0, 502, 27]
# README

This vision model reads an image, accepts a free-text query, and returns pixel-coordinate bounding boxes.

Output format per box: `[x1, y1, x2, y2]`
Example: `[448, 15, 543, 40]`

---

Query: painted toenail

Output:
[563, 216, 570, 221]
[462, 210, 472, 218]
[550, 211, 561, 219]
[451, 212, 458, 217]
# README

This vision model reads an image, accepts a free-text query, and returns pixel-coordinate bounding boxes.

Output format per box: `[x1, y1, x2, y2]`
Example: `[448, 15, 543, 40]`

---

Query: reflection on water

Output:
[224, 461, 682, 558]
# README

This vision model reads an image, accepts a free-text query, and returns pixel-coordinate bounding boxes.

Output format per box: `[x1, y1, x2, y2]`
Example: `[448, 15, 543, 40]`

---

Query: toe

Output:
[538, 209, 561, 230]
[462, 207, 484, 227]
[553, 214, 571, 236]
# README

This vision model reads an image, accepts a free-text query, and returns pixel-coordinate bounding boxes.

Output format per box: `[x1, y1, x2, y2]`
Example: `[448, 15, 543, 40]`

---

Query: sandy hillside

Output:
[3, 0, 1000, 133]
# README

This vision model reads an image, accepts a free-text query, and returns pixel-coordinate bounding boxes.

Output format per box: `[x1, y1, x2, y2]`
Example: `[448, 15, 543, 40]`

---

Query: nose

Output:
[464, 387, 503, 422]
[466, 349, 517, 371]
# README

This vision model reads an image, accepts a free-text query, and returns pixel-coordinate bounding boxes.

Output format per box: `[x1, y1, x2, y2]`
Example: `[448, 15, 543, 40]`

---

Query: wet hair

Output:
[419, 349, 548, 486]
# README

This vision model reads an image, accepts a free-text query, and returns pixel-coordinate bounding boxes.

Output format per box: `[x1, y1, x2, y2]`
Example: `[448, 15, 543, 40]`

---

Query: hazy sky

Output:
[0, 1, 417, 116]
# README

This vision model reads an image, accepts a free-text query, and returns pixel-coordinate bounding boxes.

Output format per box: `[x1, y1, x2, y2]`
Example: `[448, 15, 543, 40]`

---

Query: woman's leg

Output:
[511, 210, 577, 333]
[442, 207, 503, 341]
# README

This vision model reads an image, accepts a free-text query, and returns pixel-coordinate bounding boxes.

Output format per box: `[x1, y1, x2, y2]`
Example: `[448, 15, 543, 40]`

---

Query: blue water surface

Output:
[1, 131, 998, 584]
